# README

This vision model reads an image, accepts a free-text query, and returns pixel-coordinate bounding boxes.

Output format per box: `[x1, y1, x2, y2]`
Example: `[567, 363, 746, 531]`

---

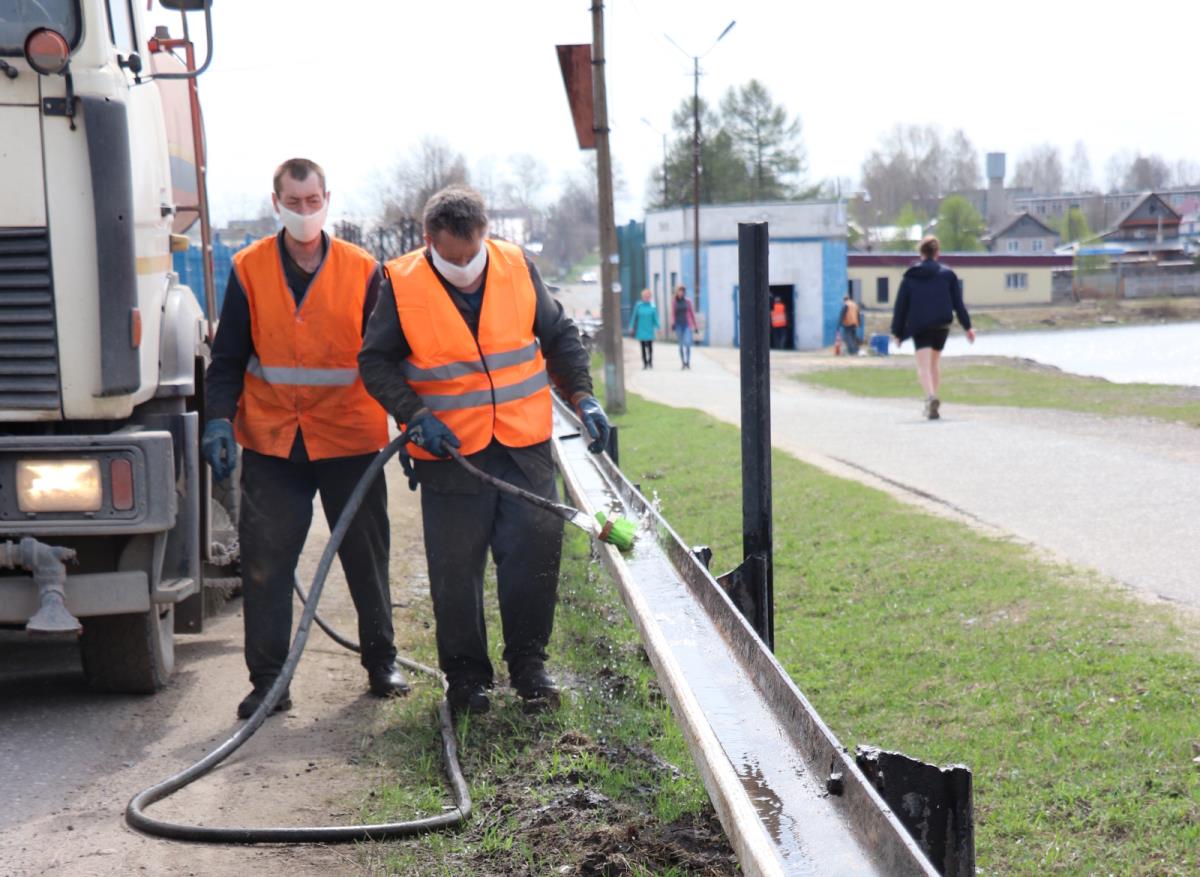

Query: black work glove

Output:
[201, 419, 237, 482]
[575, 395, 611, 455]
[406, 411, 460, 459]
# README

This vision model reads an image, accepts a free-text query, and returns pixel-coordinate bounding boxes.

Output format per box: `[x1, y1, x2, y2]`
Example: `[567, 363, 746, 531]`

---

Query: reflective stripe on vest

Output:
[232, 234, 388, 461]
[386, 239, 552, 461]
[399, 340, 541, 382]
[247, 354, 359, 386]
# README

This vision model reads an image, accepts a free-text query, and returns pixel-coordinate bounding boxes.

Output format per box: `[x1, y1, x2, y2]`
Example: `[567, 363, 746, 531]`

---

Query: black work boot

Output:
[511, 663, 561, 709]
[446, 681, 490, 717]
[237, 684, 292, 720]
[367, 662, 411, 698]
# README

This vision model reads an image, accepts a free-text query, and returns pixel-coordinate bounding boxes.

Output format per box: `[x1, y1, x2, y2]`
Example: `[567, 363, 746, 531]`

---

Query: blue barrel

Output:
[869, 334, 890, 356]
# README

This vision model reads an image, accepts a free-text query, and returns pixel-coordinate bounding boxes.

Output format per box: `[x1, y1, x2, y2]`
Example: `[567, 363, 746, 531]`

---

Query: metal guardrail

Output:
[551, 402, 942, 877]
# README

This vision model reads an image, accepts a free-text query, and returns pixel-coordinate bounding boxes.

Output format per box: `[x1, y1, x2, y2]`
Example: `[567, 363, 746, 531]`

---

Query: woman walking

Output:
[891, 236, 975, 419]
[629, 288, 660, 369]
[671, 284, 697, 369]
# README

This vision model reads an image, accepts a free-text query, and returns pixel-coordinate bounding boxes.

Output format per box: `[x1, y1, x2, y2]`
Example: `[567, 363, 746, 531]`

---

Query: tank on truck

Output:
[151, 0, 216, 338]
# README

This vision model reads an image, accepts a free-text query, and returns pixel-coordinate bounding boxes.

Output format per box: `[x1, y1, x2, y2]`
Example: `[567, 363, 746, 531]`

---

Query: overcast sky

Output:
[164, 0, 1199, 227]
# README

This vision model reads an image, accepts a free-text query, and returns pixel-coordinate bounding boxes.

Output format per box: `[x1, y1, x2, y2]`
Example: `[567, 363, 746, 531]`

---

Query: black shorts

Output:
[912, 328, 950, 351]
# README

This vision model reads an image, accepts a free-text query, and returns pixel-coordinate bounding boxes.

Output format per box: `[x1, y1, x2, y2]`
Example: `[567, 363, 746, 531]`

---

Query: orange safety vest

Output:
[386, 239, 551, 461]
[770, 301, 787, 328]
[232, 234, 388, 461]
[842, 300, 860, 327]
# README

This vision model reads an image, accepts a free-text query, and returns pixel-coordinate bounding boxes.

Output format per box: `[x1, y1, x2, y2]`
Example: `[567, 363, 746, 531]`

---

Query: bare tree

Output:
[945, 129, 981, 192]
[502, 153, 549, 211]
[540, 159, 598, 276]
[381, 136, 470, 222]
[1011, 144, 1064, 194]
[859, 124, 953, 219]
[1171, 158, 1200, 187]
[1104, 149, 1134, 193]
[1122, 153, 1171, 191]
[1066, 141, 1093, 192]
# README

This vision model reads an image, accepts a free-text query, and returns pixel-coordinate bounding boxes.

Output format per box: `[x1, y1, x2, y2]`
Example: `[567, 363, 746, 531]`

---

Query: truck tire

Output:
[80, 604, 176, 694]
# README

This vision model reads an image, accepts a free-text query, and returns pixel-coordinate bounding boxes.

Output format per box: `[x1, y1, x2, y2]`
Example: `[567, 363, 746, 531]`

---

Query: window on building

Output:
[1032, 239, 1044, 252]
[1005, 272, 1029, 290]
[848, 278, 862, 302]
[1006, 239, 1020, 252]
[876, 277, 889, 304]
[669, 271, 677, 295]
[653, 272, 660, 297]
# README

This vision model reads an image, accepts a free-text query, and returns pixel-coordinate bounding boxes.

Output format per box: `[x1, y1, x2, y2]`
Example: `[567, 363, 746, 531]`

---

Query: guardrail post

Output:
[737, 222, 773, 650]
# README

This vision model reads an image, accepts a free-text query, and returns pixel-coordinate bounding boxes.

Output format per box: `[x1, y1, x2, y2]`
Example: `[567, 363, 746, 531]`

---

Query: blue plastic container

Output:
[869, 334, 890, 356]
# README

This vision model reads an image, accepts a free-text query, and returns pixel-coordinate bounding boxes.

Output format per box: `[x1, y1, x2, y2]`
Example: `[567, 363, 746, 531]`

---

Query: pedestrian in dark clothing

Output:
[358, 185, 609, 718]
[671, 284, 697, 368]
[890, 235, 975, 419]
[201, 158, 406, 720]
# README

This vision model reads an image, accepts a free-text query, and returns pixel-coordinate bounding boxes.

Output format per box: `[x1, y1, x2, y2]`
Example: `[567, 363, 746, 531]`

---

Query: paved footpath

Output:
[624, 343, 1200, 609]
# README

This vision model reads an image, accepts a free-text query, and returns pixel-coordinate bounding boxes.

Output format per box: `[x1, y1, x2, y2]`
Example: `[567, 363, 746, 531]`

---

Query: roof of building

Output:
[986, 212, 1060, 239]
[848, 253, 1073, 268]
[1111, 192, 1182, 229]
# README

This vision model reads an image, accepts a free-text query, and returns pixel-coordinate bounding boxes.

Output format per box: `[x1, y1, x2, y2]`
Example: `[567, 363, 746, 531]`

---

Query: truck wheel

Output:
[80, 605, 176, 694]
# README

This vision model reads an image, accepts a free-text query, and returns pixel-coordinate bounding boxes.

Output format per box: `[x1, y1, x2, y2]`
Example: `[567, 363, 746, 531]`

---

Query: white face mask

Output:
[430, 239, 488, 288]
[277, 200, 328, 244]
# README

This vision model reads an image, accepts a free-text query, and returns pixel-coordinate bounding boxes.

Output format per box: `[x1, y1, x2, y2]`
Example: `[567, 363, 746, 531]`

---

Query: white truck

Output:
[0, 0, 227, 693]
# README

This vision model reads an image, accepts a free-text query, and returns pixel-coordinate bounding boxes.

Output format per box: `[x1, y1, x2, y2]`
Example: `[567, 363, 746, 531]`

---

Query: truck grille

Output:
[0, 228, 61, 410]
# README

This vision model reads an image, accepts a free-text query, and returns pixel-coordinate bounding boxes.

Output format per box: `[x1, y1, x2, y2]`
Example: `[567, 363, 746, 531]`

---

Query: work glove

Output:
[406, 411, 460, 459]
[201, 419, 237, 482]
[575, 395, 611, 455]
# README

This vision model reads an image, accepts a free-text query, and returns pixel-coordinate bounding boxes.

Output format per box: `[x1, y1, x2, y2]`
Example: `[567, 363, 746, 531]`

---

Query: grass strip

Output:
[357, 526, 734, 876]
[795, 361, 1200, 427]
[610, 390, 1200, 876]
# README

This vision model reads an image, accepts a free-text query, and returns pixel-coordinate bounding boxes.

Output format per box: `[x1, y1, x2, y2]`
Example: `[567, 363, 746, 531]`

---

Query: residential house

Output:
[985, 213, 1061, 254]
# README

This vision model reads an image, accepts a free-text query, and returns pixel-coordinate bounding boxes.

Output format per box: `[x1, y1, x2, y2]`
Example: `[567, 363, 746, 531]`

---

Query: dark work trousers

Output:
[419, 445, 564, 688]
[239, 448, 394, 688]
[639, 340, 653, 367]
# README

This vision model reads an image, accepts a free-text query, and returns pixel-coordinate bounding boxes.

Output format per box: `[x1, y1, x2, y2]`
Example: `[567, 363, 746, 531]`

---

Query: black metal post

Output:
[737, 222, 773, 650]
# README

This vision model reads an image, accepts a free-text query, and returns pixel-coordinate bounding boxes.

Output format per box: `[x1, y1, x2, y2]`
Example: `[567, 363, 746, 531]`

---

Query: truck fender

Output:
[156, 279, 207, 398]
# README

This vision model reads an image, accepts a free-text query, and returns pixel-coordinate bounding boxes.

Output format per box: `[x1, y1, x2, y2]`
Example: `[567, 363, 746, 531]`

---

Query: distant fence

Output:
[1052, 263, 1200, 302]
[173, 234, 253, 319]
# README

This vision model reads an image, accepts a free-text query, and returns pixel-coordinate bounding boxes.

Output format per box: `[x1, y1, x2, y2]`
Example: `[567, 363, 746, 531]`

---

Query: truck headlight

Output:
[16, 459, 103, 512]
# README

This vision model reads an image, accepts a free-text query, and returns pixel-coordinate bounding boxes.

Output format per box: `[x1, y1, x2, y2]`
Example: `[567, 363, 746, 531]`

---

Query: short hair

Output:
[273, 158, 326, 195]
[423, 185, 489, 238]
[918, 235, 940, 260]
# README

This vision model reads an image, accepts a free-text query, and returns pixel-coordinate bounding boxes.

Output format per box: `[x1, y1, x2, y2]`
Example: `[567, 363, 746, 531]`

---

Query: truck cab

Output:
[0, 0, 221, 693]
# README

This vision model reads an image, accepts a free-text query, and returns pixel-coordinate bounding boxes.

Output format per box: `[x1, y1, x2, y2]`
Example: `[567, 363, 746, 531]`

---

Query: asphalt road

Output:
[625, 343, 1200, 609]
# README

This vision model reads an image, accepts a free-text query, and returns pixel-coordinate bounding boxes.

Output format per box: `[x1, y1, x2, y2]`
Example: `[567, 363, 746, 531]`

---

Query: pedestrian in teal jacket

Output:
[629, 288, 660, 369]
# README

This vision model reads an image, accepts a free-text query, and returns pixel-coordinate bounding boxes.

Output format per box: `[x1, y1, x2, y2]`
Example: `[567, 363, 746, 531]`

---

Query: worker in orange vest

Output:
[838, 294, 862, 355]
[201, 158, 406, 720]
[770, 296, 789, 349]
[359, 185, 609, 718]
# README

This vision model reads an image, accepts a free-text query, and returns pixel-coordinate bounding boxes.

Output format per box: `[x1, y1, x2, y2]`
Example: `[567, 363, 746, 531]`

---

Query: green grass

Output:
[358, 527, 727, 875]
[796, 361, 1200, 427]
[610, 392, 1200, 876]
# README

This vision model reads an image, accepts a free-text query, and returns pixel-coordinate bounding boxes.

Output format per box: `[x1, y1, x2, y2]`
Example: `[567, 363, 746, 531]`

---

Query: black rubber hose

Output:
[125, 434, 471, 842]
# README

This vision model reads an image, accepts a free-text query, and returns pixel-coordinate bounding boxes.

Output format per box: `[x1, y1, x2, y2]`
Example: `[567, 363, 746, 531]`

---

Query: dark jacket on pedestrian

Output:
[890, 259, 971, 341]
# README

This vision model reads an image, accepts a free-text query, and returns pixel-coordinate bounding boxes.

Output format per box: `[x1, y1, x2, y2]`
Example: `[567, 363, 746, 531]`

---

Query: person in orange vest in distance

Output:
[200, 158, 407, 720]
[358, 185, 609, 718]
[770, 296, 789, 349]
[838, 293, 862, 355]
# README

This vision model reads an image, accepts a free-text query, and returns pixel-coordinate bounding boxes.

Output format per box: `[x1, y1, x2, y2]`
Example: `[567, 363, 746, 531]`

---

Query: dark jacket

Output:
[890, 259, 971, 341]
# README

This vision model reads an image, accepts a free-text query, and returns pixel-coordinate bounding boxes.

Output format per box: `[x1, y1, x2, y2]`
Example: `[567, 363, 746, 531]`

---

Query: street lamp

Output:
[640, 117, 668, 208]
[663, 20, 736, 310]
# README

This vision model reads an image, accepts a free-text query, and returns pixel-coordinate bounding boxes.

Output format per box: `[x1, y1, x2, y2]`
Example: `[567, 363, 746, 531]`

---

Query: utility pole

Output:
[665, 21, 735, 313]
[692, 55, 701, 311]
[592, 1, 625, 413]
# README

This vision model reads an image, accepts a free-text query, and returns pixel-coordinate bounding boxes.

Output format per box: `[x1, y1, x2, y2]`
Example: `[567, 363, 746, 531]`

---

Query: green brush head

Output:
[595, 511, 637, 552]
